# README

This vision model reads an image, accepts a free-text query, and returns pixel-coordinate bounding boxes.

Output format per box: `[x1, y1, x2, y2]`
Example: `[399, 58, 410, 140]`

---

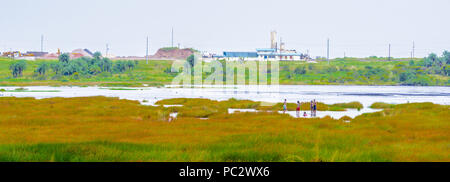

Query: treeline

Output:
[9, 52, 138, 79]
[284, 51, 449, 86]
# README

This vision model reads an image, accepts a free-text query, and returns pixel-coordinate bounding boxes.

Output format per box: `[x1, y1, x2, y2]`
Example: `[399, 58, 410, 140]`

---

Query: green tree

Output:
[293, 66, 306, 74]
[442, 65, 450, 76]
[51, 63, 62, 75]
[443, 50, 450, 64]
[9, 60, 27, 78]
[399, 70, 416, 82]
[59, 53, 70, 64]
[93, 51, 102, 60]
[100, 58, 113, 72]
[35, 62, 49, 75]
[126, 60, 136, 70]
[424, 53, 438, 68]
[113, 61, 127, 73]
[187, 54, 195, 67]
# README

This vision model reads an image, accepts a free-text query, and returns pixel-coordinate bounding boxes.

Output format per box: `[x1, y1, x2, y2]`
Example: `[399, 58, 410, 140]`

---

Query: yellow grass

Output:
[0, 97, 448, 162]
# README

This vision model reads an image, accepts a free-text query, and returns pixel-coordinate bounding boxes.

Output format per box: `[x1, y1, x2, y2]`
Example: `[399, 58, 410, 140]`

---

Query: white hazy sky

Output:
[1, 0, 449, 58]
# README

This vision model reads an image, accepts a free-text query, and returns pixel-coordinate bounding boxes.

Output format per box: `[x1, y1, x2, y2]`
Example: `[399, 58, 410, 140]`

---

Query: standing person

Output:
[296, 101, 301, 118]
[313, 99, 317, 117]
[310, 100, 313, 117]
[283, 99, 287, 114]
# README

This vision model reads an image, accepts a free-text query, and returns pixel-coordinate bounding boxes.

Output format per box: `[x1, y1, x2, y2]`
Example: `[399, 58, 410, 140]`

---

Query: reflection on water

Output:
[228, 108, 381, 119]
[1, 85, 449, 108]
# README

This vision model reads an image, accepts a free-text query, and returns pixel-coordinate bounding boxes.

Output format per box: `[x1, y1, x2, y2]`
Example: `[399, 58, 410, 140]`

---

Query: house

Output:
[222, 48, 305, 61]
[219, 31, 307, 61]
[71, 49, 94, 59]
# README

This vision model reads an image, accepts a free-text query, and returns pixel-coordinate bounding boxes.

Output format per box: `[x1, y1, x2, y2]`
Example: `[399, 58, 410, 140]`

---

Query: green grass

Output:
[0, 97, 448, 162]
[0, 57, 448, 86]
[0, 87, 60, 92]
[370, 102, 396, 109]
[0, 139, 389, 162]
[331, 102, 364, 110]
[103, 88, 141, 90]
[156, 98, 362, 118]
[0, 58, 175, 87]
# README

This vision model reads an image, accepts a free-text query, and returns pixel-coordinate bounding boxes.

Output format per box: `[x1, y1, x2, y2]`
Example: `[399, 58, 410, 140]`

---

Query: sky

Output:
[0, 0, 449, 58]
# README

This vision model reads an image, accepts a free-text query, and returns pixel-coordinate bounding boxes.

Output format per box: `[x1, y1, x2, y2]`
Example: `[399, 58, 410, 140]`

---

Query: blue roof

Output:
[256, 48, 276, 52]
[223, 52, 258, 58]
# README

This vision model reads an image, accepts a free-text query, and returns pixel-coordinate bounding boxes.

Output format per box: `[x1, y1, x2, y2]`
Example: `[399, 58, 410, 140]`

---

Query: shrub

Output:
[294, 66, 306, 74]
[9, 60, 27, 78]
[331, 102, 363, 109]
[370, 102, 395, 109]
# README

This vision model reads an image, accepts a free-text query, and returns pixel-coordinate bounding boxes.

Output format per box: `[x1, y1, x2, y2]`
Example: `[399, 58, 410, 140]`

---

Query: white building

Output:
[219, 31, 307, 61]
[222, 48, 305, 61]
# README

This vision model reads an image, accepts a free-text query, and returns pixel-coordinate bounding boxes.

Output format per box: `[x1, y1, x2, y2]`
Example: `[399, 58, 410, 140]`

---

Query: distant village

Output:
[1, 31, 313, 62]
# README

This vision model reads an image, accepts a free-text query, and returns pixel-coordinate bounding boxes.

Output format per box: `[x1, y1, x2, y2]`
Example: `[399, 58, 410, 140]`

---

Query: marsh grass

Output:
[156, 98, 362, 117]
[370, 102, 396, 109]
[106, 88, 141, 90]
[0, 97, 448, 162]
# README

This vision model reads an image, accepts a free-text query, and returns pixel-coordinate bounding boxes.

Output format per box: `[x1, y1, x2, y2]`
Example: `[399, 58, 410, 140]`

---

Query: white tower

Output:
[270, 31, 277, 50]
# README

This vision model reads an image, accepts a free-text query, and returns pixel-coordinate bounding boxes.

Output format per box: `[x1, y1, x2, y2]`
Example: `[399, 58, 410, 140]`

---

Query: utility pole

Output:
[412, 41, 415, 58]
[279, 37, 282, 61]
[388, 44, 391, 61]
[40, 34, 44, 52]
[105, 44, 109, 58]
[171, 27, 174, 48]
[327, 38, 330, 64]
[146, 36, 149, 64]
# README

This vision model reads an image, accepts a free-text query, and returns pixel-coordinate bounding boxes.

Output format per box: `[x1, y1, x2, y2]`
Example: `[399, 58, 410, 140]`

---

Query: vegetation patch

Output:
[0, 97, 448, 161]
[331, 102, 364, 110]
[106, 88, 141, 91]
[0, 88, 60, 92]
[0, 50, 448, 87]
[370, 102, 396, 109]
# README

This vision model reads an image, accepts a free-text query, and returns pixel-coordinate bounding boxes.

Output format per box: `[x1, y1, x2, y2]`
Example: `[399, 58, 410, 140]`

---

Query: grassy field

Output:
[0, 57, 172, 87]
[0, 97, 448, 162]
[278, 58, 448, 85]
[155, 98, 361, 118]
[0, 57, 448, 86]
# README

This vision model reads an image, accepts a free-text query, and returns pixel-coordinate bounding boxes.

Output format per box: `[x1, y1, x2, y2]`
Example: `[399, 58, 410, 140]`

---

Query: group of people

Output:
[283, 99, 318, 118]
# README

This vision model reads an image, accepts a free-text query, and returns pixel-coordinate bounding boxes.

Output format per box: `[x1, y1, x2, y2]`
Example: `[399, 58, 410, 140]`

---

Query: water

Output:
[228, 108, 381, 119]
[1, 85, 449, 119]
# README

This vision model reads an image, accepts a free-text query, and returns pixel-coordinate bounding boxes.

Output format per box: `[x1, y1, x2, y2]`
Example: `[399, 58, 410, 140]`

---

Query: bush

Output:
[45, 51, 137, 80]
[370, 102, 395, 109]
[9, 60, 27, 78]
[35, 62, 49, 75]
[399, 70, 416, 82]
[331, 102, 363, 109]
[294, 66, 306, 74]
[404, 75, 431, 86]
